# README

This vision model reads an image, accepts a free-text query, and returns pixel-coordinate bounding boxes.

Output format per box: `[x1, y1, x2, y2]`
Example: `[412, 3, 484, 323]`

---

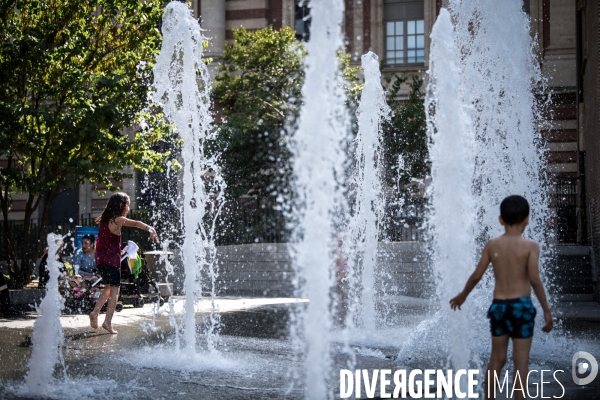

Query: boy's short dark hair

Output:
[500, 195, 530, 225]
[82, 234, 95, 243]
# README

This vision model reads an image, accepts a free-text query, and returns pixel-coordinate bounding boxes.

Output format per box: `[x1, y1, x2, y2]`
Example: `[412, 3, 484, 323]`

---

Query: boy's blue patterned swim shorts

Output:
[487, 297, 536, 339]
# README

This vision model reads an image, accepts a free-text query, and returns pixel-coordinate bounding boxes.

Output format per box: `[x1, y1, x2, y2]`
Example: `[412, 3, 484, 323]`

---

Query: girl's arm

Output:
[115, 216, 160, 243]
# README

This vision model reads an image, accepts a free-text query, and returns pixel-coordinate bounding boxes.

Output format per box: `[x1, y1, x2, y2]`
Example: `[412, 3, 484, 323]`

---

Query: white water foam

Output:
[153, 1, 226, 353]
[12, 376, 140, 400]
[345, 51, 390, 332]
[288, 0, 349, 397]
[23, 233, 66, 396]
[398, 1, 580, 381]
[426, 8, 476, 371]
[121, 346, 242, 373]
[447, 0, 556, 364]
[449, 0, 548, 251]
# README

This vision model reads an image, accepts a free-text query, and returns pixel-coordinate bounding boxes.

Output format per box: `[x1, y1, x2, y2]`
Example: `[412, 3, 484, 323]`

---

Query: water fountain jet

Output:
[23, 233, 65, 397]
[426, 8, 476, 371]
[346, 51, 390, 332]
[152, 0, 225, 354]
[289, 0, 350, 397]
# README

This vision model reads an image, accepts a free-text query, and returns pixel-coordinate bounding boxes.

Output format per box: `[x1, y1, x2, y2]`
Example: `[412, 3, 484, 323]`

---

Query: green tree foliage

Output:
[213, 26, 305, 203]
[382, 74, 429, 194]
[0, 0, 172, 285]
[213, 27, 362, 207]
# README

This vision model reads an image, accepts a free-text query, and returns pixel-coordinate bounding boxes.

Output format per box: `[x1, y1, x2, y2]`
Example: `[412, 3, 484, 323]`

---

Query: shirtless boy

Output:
[450, 195, 553, 400]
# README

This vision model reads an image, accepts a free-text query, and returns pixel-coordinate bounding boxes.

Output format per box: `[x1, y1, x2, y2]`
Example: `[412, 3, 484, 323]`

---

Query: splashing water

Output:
[450, 0, 549, 252]
[288, 0, 349, 397]
[400, 0, 553, 371]
[24, 233, 65, 396]
[448, 0, 552, 352]
[446, 0, 582, 370]
[426, 8, 476, 370]
[153, 1, 226, 353]
[346, 51, 390, 332]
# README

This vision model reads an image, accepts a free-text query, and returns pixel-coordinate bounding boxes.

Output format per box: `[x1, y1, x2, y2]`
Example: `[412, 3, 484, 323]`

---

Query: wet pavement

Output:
[0, 296, 598, 399]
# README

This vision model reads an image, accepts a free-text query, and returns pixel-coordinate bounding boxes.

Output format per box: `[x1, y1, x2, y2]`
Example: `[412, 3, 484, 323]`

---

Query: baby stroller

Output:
[63, 274, 124, 314]
[119, 241, 165, 308]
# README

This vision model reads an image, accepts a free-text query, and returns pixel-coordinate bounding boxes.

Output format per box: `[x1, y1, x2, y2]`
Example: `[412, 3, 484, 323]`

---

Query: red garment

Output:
[95, 221, 121, 268]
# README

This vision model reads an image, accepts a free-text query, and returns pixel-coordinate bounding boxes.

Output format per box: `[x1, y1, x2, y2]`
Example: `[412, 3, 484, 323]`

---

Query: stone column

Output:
[201, 0, 225, 58]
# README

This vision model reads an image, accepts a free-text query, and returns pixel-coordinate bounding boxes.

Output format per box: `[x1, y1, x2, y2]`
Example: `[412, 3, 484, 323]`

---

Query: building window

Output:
[295, 1, 310, 41]
[384, 1, 425, 65]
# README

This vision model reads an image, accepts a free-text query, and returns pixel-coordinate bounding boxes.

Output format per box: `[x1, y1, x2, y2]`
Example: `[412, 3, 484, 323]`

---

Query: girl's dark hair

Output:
[100, 192, 130, 224]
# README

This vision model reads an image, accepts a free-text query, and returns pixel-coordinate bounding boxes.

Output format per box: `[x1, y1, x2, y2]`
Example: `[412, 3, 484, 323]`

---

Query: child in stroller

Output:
[119, 241, 165, 308]
[63, 272, 124, 314]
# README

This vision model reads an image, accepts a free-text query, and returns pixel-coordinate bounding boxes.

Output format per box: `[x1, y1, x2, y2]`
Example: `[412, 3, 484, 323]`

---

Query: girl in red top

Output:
[89, 192, 159, 334]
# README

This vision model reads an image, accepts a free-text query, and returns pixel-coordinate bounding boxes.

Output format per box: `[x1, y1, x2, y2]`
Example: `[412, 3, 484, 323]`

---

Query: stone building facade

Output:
[577, 0, 599, 294]
[2, 0, 592, 254]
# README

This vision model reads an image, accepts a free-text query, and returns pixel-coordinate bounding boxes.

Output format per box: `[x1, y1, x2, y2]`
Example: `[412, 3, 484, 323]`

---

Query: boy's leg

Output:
[89, 286, 111, 329]
[486, 335, 509, 400]
[511, 337, 533, 400]
[102, 286, 120, 334]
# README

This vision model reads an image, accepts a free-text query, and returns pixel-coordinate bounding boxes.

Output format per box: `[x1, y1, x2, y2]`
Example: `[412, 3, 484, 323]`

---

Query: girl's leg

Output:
[486, 335, 509, 400]
[102, 286, 121, 334]
[512, 337, 533, 400]
[89, 286, 111, 329]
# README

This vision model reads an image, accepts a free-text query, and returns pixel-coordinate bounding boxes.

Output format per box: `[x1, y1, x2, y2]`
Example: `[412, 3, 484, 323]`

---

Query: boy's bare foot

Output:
[102, 322, 118, 334]
[89, 312, 99, 329]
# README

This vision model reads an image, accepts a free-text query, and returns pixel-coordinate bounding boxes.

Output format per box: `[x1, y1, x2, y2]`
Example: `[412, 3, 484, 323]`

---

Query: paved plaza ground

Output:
[0, 296, 598, 399]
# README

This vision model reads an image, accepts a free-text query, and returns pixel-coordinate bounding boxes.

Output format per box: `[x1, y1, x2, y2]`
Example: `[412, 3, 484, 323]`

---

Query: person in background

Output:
[38, 248, 50, 289]
[72, 234, 96, 277]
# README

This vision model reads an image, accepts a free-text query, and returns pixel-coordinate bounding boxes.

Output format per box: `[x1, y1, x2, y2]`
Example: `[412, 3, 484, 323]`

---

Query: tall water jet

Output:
[400, 1, 551, 372]
[24, 233, 65, 396]
[346, 51, 390, 331]
[443, 0, 551, 357]
[426, 8, 476, 370]
[449, 0, 548, 256]
[153, 1, 225, 353]
[289, 0, 349, 397]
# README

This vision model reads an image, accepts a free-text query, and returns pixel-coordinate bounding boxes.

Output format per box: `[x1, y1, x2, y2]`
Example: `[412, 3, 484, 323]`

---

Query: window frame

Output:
[384, 18, 425, 67]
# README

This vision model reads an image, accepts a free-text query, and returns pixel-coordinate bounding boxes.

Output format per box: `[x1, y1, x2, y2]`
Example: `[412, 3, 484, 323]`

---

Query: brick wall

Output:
[224, 0, 282, 40]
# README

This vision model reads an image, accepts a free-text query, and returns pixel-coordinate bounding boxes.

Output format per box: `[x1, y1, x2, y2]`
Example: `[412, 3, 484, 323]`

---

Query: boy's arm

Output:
[527, 242, 553, 332]
[115, 217, 160, 243]
[450, 242, 491, 310]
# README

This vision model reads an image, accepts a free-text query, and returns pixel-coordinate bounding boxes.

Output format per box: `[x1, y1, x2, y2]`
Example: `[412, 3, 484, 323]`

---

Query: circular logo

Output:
[572, 351, 598, 386]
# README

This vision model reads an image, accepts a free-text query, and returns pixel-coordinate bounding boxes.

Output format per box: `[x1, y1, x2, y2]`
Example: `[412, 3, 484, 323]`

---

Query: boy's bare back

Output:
[485, 234, 540, 300]
[449, 194, 552, 333]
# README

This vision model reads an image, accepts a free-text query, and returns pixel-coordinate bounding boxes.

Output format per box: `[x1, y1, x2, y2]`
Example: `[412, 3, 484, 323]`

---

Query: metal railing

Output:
[555, 178, 577, 244]
[382, 199, 426, 242]
[214, 198, 290, 246]
[1, 197, 427, 260]
[0, 210, 159, 262]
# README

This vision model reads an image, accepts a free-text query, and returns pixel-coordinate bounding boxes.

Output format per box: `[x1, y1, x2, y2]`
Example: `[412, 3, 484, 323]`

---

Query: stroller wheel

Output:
[115, 302, 124, 312]
[134, 298, 144, 308]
